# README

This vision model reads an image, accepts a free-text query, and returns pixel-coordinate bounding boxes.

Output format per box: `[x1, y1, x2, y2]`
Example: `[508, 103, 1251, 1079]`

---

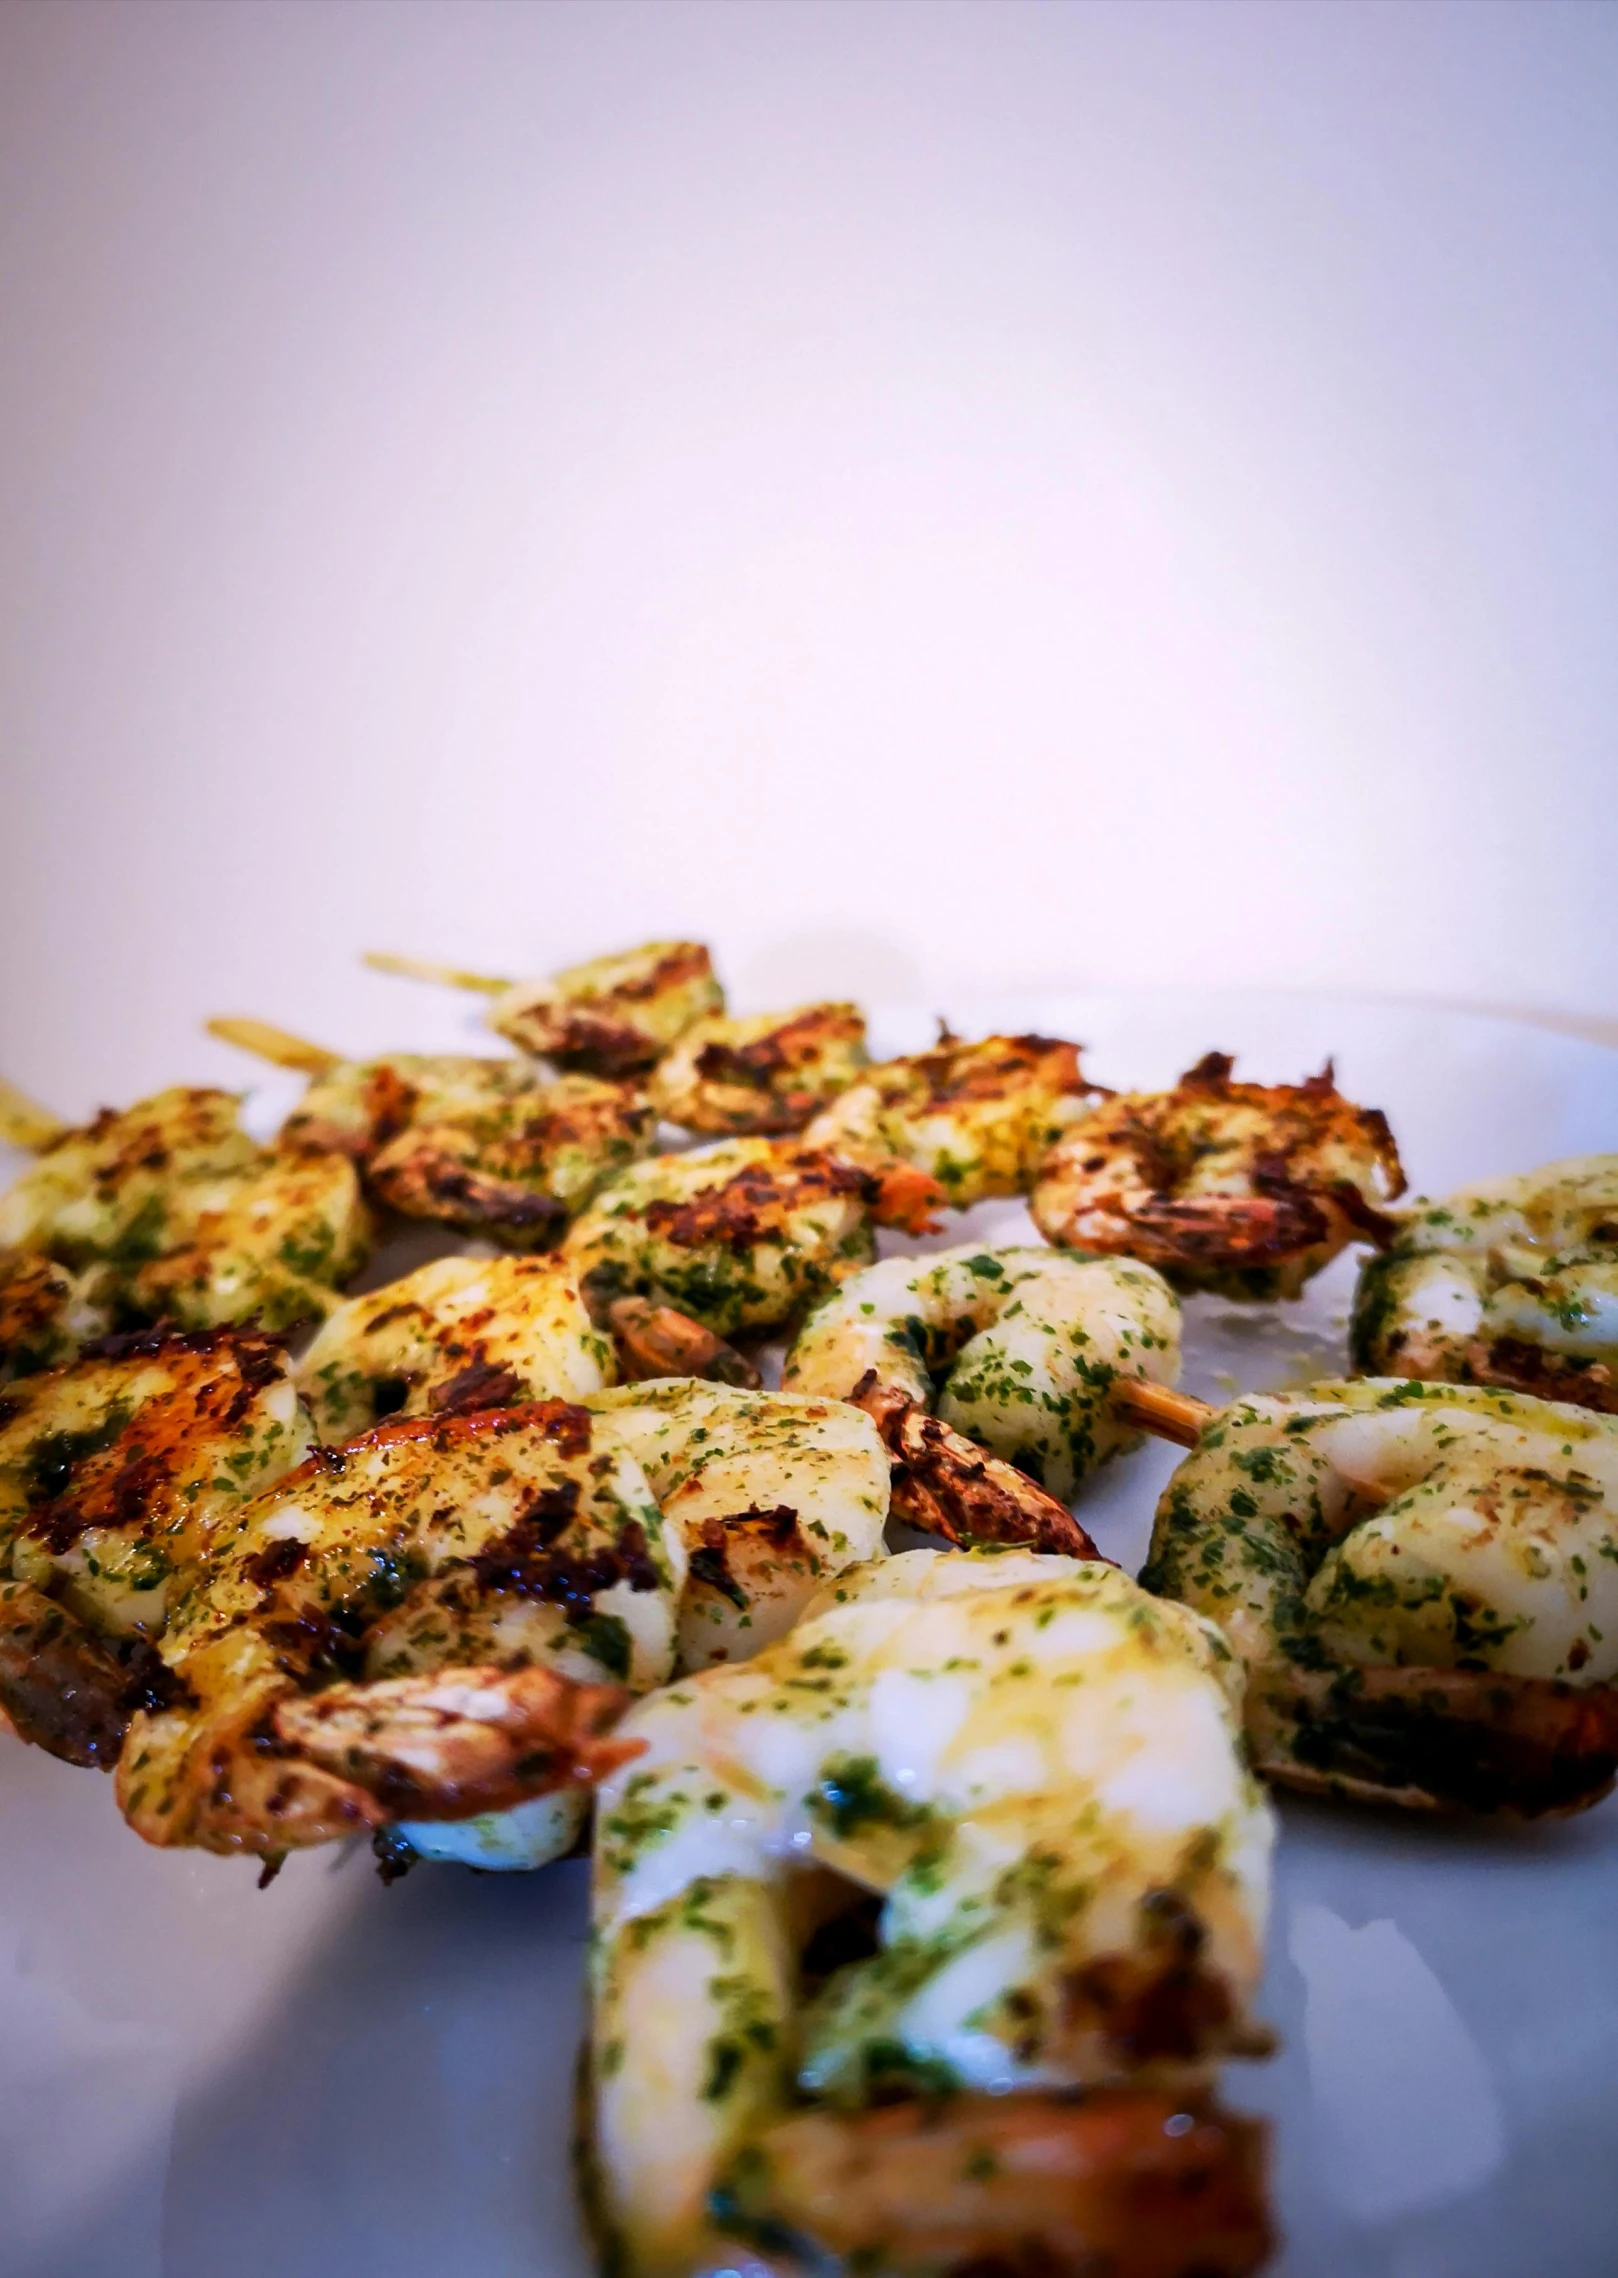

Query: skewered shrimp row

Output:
[585, 1548, 1275, 2278]
[211, 1018, 655, 1248]
[369, 939, 872, 1134]
[1134, 1376, 1618, 1816]
[1033, 1053, 1405, 1298]
[123, 1376, 892, 1875]
[1351, 1155, 1618, 1412]
[0, 1084, 370, 1373]
[0, 1250, 901, 1875]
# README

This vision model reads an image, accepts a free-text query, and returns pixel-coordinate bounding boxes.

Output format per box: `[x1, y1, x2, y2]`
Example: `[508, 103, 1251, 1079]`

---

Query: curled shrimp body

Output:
[489, 941, 724, 1075]
[650, 1003, 868, 1136]
[784, 1242, 1182, 1504]
[283, 1054, 655, 1249]
[803, 1031, 1099, 1230]
[1352, 1155, 1618, 1412]
[587, 1548, 1273, 2278]
[0, 1327, 311, 1765]
[296, 1254, 616, 1441]
[564, 1138, 877, 1339]
[0, 1088, 370, 1342]
[116, 1400, 680, 1865]
[1032, 1054, 1405, 1299]
[1140, 1378, 1618, 1814]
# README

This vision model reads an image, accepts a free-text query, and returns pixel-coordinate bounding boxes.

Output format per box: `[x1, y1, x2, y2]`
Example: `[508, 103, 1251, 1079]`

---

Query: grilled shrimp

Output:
[1352, 1155, 1618, 1412]
[650, 1004, 868, 1136]
[588, 1379, 888, 1672]
[116, 1400, 680, 1865]
[587, 1547, 1274, 2278]
[488, 942, 724, 1074]
[784, 1242, 1182, 1505]
[1138, 1377, 1618, 1814]
[103, 1371, 885, 1873]
[0, 1327, 311, 1765]
[1032, 1054, 1405, 1299]
[296, 1254, 616, 1441]
[0, 1086, 370, 1340]
[803, 1030, 1100, 1231]
[278, 1050, 655, 1248]
[564, 1138, 877, 1339]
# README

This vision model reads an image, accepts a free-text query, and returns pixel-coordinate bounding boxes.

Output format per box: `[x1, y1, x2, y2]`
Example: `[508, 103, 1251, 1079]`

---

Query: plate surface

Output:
[3, 989, 1615, 2278]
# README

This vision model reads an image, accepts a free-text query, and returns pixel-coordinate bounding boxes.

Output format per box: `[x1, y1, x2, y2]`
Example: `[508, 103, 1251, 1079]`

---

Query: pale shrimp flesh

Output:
[1032, 1054, 1406, 1299]
[585, 1378, 889, 1672]
[586, 1546, 1274, 2278]
[295, 1253, 615, 1442]
[785, 1242, 1182, 1503]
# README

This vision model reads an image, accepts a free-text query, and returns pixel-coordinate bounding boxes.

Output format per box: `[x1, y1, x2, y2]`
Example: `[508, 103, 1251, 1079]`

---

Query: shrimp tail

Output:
[607, 1296, 762, 1389]
[861, 1160, 947, 1235]
[850, 1374, 1104, 1560]
[273, 1662, 641, 1822]
[122, 1664, 640, 1859]
[1250, 1662, 1618, 1818]
[713, 2088, 1273, 2278]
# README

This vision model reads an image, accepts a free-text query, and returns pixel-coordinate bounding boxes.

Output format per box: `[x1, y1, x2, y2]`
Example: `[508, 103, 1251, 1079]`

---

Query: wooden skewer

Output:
[362, 950, 512, 996]
[0, 1076, 66, 1151]
[206, 1017, 344, 1077]
[1110, 1378, 1216, 1448]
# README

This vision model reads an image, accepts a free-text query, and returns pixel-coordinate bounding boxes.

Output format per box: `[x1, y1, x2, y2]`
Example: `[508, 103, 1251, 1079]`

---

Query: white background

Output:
[2, 0, 1615, 1118]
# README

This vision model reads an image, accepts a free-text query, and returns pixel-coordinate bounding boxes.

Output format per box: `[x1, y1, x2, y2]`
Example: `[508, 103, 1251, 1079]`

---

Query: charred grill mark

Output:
[469, 1497, 657, 1612]
[280, 1398, 593, 1481]
[241, 1536, 310, 1592]
[615, 943, 712, 1002]
[21, 1333, 291, 1552]
[644, 1152, 870, 1252]
[120, 1637, 197, 1715]
[1466, 1337, 1618, 1416]
[687, 1531, 747, 1609]
[431, 1359, 527, 1413]
[687, 1506, 805, 1607]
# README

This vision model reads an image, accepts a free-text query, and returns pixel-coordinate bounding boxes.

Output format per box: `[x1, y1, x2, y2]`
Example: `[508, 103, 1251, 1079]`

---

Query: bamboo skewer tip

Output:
[205, 1017, 343, 1077]
[362, 950, 511, 996]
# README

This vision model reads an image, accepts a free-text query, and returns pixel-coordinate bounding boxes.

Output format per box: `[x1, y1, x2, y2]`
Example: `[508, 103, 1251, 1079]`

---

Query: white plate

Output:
[3, 990, 1616, 2278]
